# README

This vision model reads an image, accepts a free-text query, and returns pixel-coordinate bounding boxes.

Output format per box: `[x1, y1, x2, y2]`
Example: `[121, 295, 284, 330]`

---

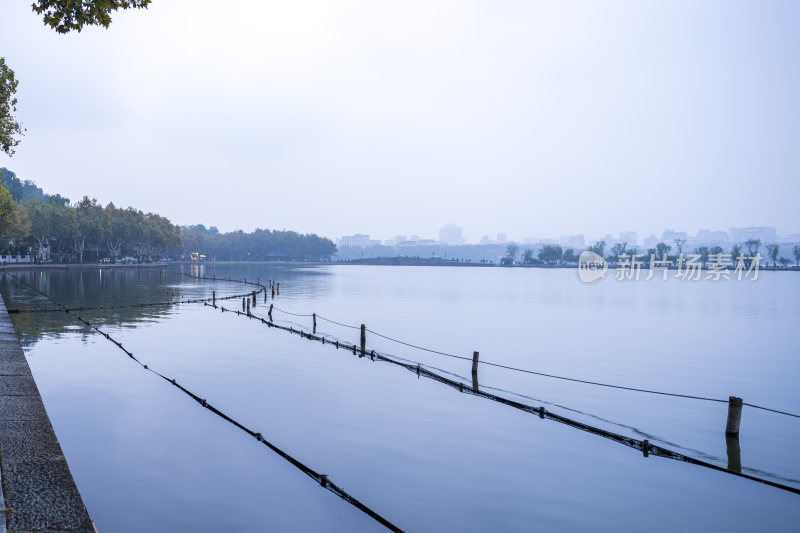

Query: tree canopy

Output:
[32, 0, 151, 33]
[1, 2, 152, 157]
[0, 168, 337, 263]
[0, 58, 23, 156]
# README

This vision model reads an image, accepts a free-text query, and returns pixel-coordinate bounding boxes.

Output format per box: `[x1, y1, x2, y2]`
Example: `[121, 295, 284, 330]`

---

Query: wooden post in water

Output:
[264, 288, 267, 303]
[252, 291, 256, 306]
[268, 304, 273, 321]
[272, 285, 275, 299]
[242, 298, 246, 312]
[313, 313, 317, 334]
[246, 299, 251, 315]
[726, 396, 743, 436]
[360, 324, 366, 357]
[726, 434, 742, 473]
[471, 351, 479, 392]
[277, 282, 280, 295]
[212, 291, 215, 305]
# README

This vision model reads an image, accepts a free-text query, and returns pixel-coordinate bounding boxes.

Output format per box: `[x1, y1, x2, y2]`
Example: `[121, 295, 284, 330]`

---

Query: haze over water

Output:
[2, 264, 799, 532]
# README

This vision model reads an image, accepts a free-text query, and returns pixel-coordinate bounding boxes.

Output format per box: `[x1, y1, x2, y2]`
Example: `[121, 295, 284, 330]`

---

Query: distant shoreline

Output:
[2, 260, 798, 272]
[338, 257, 800, 271]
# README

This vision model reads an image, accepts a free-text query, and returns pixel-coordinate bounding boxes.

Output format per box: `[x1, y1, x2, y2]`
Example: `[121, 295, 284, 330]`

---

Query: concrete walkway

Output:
[0, 293, 94, 532]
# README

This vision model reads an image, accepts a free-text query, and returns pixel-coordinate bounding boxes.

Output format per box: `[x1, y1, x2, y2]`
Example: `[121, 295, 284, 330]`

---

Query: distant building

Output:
[739, 226, 777, 243]
[601, 234, 618, 247]
[560, 235, 586, 249]
[696, 229, 729, 245]
[496, 233, 508, 243]
[384, 235, 407, 246]
[338, 234, 371, 248]
[782, 233, 800, 243]
[523, 236, 538, 245]
[643, 235, 659, 249]
[661, 229, 687, 243]
[618, 231, 637, 247]
[439, 224, 465, 246]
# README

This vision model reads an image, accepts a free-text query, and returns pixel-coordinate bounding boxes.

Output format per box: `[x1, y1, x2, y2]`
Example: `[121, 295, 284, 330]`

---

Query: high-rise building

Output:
[696, 229, 729, 244]
[739, 226, 777, 243]
[338, 234, 371, 248]
[384, 235, 407, 246]
[439, 224, 465, 246]
[643, 235, 659, 249]
[661, 229, 688, 243]
[497, 233, 508, 243]
[560, 235, 586, 249]
[618, 231, 637, 247]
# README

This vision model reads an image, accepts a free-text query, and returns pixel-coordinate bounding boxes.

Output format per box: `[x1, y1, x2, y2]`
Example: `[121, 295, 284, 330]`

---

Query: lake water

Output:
[1, 264, 799, 532]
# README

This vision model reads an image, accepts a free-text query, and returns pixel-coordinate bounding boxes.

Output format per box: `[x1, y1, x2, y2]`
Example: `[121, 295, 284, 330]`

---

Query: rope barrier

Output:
[316, 314, 361, 330]
[743, 403, 800, 419]
[7, 270, 800, 497]
[210, 301, 800, 496]
[3, 272, 403, 532]
[6, 290, 255, 314]
[278, 308, 800, 415]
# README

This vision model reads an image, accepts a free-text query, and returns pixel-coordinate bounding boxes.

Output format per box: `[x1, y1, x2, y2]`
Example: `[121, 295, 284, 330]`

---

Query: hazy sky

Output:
[1, 1, 798, 243]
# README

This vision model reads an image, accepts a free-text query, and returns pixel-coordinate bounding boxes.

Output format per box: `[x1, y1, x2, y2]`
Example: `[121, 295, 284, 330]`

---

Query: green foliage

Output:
[180, 226, 337, 262]
[562, 248, 577, 263]
[655, 242, 671, 258]
[609, 242, 627, 261]
[538, 245, 563, 263]
[0, 183, 29, 240]
[0, 58, 23, 156]
[695, 246, 710, 265]
[506, 244, 519, 260]
[522, 248, 535, 264]
[744, 239, 761, 257]
[764, 243, 779, 267]
[32, 0, 151, 34]
[1, 167, 69, 204]
[587, 240, 605, 257]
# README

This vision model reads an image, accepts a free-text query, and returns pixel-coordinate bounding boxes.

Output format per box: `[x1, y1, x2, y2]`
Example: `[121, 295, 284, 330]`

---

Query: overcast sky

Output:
[0, 1, 798, 243]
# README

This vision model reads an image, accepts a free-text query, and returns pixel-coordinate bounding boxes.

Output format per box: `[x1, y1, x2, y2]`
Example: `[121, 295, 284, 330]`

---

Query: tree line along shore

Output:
[0, 167, 336, 263]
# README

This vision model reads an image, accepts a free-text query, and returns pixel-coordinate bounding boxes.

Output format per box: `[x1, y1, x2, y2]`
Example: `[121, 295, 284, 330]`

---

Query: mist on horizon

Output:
[1, 1, 798, 242]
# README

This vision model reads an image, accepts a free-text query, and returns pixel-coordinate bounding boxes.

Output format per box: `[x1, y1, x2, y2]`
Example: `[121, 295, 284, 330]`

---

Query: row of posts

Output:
[224, 301, 745, 475]
[352, 322, 744, 473]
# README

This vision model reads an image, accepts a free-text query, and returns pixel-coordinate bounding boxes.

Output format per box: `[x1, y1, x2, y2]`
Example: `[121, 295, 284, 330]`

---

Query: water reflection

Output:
[1, 265, 799, 532]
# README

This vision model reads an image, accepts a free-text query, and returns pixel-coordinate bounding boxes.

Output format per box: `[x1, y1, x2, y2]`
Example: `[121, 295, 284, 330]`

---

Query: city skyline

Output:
[338, 224, 800, 248]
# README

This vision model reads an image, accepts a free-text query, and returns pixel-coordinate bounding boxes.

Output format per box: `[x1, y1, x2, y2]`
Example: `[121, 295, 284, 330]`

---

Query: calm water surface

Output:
[1, 264, 799, 532]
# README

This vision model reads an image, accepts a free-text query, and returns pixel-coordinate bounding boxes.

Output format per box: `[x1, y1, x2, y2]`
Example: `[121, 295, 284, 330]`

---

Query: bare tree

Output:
[674, 238, 687, 256]
[744, 239, 761, 257]
[764, 243, 779, 267]
[695, 246, 710, 267]
[731, 244, 742, 262]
